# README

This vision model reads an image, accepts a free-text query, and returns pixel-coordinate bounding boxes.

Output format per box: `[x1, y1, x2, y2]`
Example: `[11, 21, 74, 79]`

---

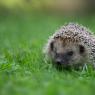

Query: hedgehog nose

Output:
[56, 58, 69, 65]
[56, 60, 61, 64]
[56, 59, 63, 65]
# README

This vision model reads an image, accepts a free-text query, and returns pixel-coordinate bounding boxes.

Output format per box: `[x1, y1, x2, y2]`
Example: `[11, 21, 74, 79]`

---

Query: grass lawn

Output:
[0, 13, 95, 95]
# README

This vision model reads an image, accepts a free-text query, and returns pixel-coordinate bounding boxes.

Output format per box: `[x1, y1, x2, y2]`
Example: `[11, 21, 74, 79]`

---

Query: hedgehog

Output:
[43, 23, 95, 70]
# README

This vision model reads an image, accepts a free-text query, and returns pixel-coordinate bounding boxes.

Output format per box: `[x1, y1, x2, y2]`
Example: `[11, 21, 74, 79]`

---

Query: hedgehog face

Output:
[49, 38, 88, 69]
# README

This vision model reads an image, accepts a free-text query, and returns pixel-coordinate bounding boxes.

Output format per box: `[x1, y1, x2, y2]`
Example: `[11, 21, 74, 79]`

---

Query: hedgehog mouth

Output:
[54, 61, 72, 70]
[54, 61, 84, 71]
[55, 60, 70, 66]
[54, 63, 71, 70]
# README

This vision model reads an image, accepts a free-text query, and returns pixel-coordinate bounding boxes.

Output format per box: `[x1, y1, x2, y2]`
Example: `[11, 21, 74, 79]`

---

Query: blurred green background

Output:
[0, 0, 95, 95]
[0, 0, 95, 14]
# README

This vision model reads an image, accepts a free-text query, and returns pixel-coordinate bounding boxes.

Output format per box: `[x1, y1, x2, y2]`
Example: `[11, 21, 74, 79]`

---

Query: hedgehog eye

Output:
[79, 45, 85, 54]
[67, 51, 73, 56]
[50, 42, 54, 51]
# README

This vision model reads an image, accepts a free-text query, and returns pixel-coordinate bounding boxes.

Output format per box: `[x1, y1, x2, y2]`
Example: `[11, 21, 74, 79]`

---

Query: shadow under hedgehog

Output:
[43, 23, 95, 70]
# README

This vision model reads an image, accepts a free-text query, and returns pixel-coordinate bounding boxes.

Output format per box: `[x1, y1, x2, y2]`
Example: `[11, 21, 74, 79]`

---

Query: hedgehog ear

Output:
[79, 45, 85, 54]
[50, 41, 54, 51]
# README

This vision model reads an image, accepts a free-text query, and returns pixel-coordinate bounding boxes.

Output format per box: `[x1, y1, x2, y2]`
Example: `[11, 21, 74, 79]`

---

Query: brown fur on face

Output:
[49, 37, 89, 69]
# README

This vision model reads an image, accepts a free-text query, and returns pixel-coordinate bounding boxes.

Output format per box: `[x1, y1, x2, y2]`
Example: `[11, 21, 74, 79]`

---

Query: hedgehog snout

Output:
[55, 53, 72, 65]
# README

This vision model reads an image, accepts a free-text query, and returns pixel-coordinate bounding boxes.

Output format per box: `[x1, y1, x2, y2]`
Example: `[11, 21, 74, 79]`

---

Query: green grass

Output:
[0, 13, 95, 95]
